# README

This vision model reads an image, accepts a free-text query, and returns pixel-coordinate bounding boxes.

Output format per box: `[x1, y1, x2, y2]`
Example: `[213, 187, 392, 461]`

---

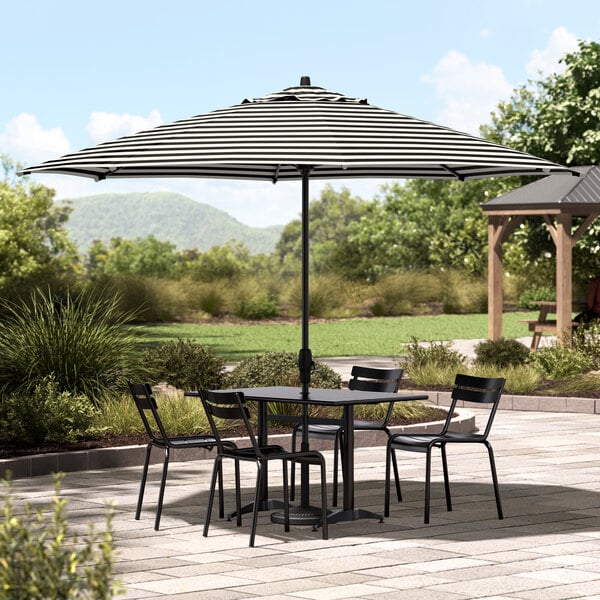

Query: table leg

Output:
[326, 404, 383, 524]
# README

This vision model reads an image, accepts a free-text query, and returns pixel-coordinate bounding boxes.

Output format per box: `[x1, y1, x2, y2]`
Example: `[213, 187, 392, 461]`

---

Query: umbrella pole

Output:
[298, 166, 313, 399]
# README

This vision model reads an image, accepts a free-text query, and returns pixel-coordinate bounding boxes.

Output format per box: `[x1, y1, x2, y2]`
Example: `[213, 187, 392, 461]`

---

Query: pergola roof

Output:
[481, 165, 600, 214]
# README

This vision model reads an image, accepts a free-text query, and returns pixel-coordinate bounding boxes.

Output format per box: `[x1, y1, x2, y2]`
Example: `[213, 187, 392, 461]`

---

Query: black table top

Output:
[187, 386, 428, 406]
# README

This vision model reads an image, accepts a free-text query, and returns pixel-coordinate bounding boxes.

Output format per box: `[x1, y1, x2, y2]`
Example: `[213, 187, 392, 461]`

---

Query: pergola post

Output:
[555, 214, 573, 346]
[488, 216, 505, 340]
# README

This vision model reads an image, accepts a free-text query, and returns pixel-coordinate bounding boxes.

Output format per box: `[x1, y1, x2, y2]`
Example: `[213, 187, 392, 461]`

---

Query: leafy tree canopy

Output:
[0, 155, 78, 286]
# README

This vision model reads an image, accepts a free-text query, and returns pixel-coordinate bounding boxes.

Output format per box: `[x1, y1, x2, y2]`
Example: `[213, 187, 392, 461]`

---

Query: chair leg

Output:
[290, 428, 297, 502]
[217, 461, 225, 519]
[136, 443, 153, 520]
[424, 448, 432, 524]
[234, 460, 242, 526]
[203, 456, 221, 538]
[319, 458, 329, 540]
[332, 432, 340, 507]
[249, 462, 265, 547]
[391, 449, 402, 502]
[440, 444, 452, 512]
[485, 441, 504, 520]
[384, 443, 392, 518]
[154, 447, 170, 531]
[283, 461, 290, 533]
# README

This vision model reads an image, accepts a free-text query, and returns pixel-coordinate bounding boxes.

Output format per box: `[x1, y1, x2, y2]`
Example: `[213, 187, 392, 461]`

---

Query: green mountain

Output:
[60, 192, 283, 254]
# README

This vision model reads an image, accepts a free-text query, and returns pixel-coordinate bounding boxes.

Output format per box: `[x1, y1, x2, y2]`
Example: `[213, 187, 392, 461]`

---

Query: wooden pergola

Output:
[481, 166, 600, 346]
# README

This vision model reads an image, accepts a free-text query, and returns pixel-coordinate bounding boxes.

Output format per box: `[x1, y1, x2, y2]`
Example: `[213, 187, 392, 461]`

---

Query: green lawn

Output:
[133, 312, 538, 360]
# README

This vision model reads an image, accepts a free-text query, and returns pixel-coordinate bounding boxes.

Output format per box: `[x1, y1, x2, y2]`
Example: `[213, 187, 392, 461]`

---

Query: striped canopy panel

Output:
[20, 80, 571, 181]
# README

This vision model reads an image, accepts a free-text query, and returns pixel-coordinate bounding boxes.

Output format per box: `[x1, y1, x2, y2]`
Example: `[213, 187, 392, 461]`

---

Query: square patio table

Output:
[232, 386, 429, 525]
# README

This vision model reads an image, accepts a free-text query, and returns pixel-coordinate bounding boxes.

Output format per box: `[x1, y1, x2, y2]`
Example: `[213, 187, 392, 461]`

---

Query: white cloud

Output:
[422, 50, 513, 134]
[85, 109, 163, 143]
[526, 26, 579, 77]
[0, 113, 71, 164]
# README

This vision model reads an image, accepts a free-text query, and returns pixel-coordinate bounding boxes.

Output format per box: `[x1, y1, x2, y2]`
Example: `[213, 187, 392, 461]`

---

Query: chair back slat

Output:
[127, 380, 168, 444]
[349, 366, 403, 425]
[200, 389, 261, 455]
[448, 374, 505, 438]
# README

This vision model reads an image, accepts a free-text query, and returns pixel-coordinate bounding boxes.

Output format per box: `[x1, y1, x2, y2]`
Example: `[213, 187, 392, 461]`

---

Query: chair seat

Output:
[167, 435, 218, 448]
[390, 432, 486, 450]
[223, 444, 286, 459]
[353, 419, 386, 431]
[297, 423, 342, 439]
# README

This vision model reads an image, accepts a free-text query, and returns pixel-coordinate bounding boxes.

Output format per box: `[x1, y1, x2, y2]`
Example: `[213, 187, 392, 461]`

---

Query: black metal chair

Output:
[199, 388, 328, 547]
[384, 373, 505, 524]
[128, 380, 228, 531]
[291, 366, 403, 506]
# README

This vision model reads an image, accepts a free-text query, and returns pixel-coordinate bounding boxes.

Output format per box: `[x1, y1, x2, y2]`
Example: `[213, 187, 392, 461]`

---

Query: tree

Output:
[340, 177, 514, 280]
[86, 235, 178, 278]
[0, 155, 78, 287]
[275, 185, 368, 273]
[482, 40, 600, 166]
[481, 40, 600, 282]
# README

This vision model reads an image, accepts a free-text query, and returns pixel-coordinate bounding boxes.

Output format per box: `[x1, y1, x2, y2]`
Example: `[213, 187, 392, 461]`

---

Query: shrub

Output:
[528, 344, 594, 379]
[469, 364, 542, 395]
[88, 275, 185, 322]
[403, 337, 467, 370]
[94, 391, 211, 437]
[139, 339, 226, 390]
[0, 473, 122, 599]
[1, 377, 97, 444]
[518, 285, 555, 310]
[227, 352, 342, 389]
[474, 338, 530, 368]
[573, 321, 600, 369]
[370, 272, 442, 316]
[439, 271, 487, 314]
[285, 275, 346, 318]
[231, 278, 279, 320]
[0, 288, 138, 400]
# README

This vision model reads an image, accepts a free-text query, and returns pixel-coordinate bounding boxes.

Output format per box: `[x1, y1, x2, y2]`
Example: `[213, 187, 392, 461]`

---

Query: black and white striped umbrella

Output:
[19, 77, 575, 393]
[21, 77, 570, 182]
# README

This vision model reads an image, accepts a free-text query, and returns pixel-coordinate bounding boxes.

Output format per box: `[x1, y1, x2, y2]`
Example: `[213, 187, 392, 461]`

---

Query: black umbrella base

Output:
[270, 506, 384, 526]
[270, 505, 325, 526]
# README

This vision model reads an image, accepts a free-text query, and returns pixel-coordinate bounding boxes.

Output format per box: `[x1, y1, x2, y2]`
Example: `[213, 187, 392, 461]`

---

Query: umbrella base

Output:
[270, 505, 325, 526]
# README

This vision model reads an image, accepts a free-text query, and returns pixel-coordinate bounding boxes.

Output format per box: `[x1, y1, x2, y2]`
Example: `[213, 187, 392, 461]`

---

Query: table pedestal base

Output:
[327, 508, 383, 524]
[228, 499, 283, 521]
[270, 505, 325, 526]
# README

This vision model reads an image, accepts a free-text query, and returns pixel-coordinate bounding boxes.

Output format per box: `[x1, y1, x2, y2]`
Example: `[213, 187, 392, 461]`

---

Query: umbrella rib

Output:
[440, 164, 465, 181]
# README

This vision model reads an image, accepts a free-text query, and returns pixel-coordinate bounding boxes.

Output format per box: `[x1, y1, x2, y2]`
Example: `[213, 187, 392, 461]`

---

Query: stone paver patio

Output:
[7, 407, 600, 599]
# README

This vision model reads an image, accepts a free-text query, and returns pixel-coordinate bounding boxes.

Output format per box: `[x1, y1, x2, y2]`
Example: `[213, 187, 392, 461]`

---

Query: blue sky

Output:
[2, 0, 599, 227]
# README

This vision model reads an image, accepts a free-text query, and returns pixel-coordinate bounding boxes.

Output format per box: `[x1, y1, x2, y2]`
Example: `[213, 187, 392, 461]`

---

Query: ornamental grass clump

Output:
[0, 288, 138, 400]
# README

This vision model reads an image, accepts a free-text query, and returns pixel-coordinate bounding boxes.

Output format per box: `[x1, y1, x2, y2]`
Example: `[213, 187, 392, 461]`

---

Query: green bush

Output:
[370, 272, 442, 316]
[231, 278, 279, 320]
[474, 338, 530, 368]
[517, 285, 555, 310]
[1, 377, 97, 444]
[573, 321, 600, 369]
[139, 339, 226, 390]
[403, 337, 467, 370]
[440, 271, 487, 313]
[89, 275, 185, 323]
[528, 344, 594, 379]
[0, 288, 139, 400]
[94, 391, 211, 437]
[226, 351, 341, 420]
[227, 352, 342, 389]
[0, 473, 122, 599]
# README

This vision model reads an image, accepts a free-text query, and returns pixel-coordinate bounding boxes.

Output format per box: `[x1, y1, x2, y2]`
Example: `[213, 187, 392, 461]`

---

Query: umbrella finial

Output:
[300, 75, 311, 86]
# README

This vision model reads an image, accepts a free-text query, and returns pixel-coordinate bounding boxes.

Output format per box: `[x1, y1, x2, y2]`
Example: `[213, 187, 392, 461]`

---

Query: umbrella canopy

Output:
[21, 76, 572, 183]
[20, 76, 576, 394]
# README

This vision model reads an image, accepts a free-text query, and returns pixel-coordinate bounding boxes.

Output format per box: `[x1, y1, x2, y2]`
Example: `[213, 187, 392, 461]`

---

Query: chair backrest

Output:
[445, 373, 506, 438]
[348, 366, 403, 425]
[199, 389, 261, 456]
[128, 380, 170, 444]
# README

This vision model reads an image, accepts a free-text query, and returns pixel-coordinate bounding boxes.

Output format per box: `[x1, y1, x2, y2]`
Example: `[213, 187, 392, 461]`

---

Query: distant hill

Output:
[60, 192, 283, 254]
